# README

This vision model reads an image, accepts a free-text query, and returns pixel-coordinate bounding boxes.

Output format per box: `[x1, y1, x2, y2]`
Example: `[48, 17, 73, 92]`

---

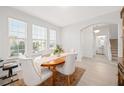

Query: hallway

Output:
[77, 55, 118, 86]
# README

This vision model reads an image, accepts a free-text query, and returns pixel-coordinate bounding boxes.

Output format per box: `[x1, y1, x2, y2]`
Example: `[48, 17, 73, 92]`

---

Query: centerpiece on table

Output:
[53, 45, 64, 57]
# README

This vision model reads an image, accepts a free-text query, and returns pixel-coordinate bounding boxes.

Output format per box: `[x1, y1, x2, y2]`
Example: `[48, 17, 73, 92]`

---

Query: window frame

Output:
[8, 18, 27, 57]
[49, 29, 57, 49]
[32, 24, 48, 53]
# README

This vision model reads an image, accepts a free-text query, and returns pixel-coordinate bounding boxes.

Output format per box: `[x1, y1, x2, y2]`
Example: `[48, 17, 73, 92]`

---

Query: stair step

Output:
[112, 52, 118, 54]
[112, 58, 118, 61]
[111, 48, 118, 58]
[111, 49, 118, 51]
[112, 53, 118, 55]
[112, 56, 118, 58]
[112, 55, 118, 57]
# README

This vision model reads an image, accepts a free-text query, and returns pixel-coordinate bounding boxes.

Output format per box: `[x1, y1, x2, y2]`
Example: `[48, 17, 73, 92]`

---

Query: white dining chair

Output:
[56, 53, 77, 85]
[20, 58, 52, 86]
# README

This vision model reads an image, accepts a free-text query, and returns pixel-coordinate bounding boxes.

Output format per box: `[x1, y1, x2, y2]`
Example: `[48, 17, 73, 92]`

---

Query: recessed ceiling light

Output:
[94, 30, 100, 33]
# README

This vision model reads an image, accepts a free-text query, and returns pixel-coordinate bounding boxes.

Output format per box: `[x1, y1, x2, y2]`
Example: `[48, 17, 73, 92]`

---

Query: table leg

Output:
[51, 66, 56, 86]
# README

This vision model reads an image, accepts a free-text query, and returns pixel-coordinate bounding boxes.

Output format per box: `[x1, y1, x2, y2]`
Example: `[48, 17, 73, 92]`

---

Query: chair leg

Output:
[51, 77, 53, 86]
[67, 75, 70, 86]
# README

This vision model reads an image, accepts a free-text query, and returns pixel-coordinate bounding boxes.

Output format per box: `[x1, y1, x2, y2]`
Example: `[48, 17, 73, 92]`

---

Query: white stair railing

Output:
[104, 32, 112, 61]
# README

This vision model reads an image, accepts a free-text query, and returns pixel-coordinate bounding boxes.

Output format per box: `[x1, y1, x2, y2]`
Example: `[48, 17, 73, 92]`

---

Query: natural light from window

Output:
[49, 29, 56, 48]
[32, 25, 47, 53]
[8, 18, 27, 56]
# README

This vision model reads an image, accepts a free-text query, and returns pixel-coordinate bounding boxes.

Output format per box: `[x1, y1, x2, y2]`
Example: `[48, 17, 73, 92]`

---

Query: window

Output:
[32, 25, 47, 53]
[49, 29, 56, 48]
[9, 18, 27, 56]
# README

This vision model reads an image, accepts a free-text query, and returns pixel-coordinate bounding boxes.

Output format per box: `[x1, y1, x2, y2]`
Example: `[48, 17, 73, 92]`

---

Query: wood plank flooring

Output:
[76, 55, 118, 86]
[0, 55, 118, 86]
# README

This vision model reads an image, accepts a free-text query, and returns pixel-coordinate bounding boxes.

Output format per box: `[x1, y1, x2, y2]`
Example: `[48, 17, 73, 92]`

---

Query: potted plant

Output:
[53, 45, 64, 56]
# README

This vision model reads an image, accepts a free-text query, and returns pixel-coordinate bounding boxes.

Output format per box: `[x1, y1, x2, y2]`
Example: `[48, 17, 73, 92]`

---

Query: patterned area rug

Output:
[14, 67, 85, 86]
[40, 67, 85, 86]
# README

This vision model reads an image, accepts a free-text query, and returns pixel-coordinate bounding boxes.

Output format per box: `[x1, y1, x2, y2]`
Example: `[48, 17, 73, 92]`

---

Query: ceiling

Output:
[12, 6, 121, 27]
[94, 24, 118, 39]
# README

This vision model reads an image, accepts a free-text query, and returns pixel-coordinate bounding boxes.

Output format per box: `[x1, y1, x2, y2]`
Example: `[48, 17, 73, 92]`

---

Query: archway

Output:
[80, 23, 118, 62]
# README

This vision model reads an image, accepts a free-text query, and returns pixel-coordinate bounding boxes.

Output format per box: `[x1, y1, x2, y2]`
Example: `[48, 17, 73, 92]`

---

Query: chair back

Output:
[63, 53, 77, 75]
[33, 56, 45, 77]
[20, 58, 41, 86]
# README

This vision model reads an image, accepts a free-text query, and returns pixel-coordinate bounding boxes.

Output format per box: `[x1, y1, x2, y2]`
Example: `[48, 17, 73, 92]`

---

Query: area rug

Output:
[14, 67, 85, 86]
[40, 67, 85, 86]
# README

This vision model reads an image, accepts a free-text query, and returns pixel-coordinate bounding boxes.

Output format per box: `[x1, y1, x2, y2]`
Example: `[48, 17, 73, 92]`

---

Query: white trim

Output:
[8, 17, 27, 57]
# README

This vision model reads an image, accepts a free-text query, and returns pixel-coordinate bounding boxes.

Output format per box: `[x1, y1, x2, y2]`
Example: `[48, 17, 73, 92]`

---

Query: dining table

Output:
[40, 52, 76, 85]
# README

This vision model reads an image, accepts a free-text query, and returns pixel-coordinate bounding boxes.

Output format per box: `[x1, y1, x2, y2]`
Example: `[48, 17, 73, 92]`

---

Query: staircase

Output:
[111, 49, 118, 61]
[110, 39, 118, 61]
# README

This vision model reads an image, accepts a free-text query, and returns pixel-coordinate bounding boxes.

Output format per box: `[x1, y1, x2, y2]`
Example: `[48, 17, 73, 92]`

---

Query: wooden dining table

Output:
[41, 55, 65, 85]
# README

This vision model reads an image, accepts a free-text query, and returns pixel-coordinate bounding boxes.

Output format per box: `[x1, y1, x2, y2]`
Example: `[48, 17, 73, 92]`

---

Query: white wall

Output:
[95, 24, 118, 39]
[95, 26, 110, 36]
[80, 26, 96, 58]
[0, 7, 62, 60]
[62, 10, 122, 61]
[109, 24, 118, 39]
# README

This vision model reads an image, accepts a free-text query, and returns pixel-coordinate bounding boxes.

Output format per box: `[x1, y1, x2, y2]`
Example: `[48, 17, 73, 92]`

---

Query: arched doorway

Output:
[80, 23, 118, 62]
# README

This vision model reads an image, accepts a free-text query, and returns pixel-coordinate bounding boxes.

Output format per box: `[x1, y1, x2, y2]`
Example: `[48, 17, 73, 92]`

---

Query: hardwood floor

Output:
[76, 55, 118, 86]
[0, 55, 118, 86]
